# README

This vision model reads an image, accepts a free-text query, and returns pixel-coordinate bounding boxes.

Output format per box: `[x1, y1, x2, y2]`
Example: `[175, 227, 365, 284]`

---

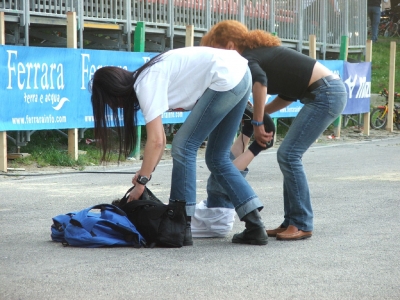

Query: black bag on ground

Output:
[112, 186, 186, 248]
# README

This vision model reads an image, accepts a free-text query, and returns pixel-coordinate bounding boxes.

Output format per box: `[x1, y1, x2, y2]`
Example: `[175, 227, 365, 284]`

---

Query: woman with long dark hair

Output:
[201, 20, 347, 241]
[90, 46, 271, 246]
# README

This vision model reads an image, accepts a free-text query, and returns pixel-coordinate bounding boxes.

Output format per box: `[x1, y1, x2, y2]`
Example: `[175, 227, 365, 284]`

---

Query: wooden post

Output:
[1, 11, 5, 45]
[309, 35, 318, 142]
[0, 11, 7, 172]
[386, 41, 396, 132]
[333, 35, 349, 138]
[131, 22, 146, 160]
[270, 31, 279, 142]
[363, 40, 373, 136]
[67, 12, 78, 160]
[309, 35, 317, 59]
[185, 25, 194, 47]
[0, 131, 6, 173]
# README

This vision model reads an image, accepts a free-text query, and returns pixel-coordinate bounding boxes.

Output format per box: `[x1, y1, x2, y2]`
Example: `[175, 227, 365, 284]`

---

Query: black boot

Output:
[232, 209, 268, 245]
[183, 216, 193, 246]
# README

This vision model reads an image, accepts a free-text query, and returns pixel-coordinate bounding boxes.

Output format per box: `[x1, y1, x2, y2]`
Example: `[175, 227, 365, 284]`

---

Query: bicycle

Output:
[383, 5, 400, 37]
[370, 88, 400, 130]
[342, 113, 363, 128]
[378, 10, 392, 36]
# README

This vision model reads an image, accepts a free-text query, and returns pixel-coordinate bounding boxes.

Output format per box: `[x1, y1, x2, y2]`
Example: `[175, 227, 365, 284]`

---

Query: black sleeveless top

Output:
[242, 46, 316, 101]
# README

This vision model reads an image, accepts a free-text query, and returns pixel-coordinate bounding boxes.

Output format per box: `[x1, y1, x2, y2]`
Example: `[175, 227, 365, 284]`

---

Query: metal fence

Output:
[1, 0, 367, 55]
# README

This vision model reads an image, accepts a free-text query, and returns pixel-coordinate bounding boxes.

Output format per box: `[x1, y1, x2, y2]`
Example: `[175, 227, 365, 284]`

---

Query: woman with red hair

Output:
[201, 20, 347, 241]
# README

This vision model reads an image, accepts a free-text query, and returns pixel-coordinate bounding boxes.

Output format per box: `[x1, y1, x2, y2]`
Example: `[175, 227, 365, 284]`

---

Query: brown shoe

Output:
[276, 225, 312, 241]
[266, 226, 286, 237]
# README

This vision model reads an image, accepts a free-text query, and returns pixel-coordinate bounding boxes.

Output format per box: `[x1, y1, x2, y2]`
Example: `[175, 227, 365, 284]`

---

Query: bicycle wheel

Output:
[395, 114, 400, 130]
[392, 23, 399, 37]
[370, 108, 387, 129]
[342, 114, 360, 128]
[384, 23, 398, 37]
[379, 21, 390, 36]
[397, 22, 400, 38]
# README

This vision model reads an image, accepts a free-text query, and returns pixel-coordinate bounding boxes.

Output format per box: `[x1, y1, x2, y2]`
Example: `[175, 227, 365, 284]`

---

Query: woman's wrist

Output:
[134, 182, 146, 191]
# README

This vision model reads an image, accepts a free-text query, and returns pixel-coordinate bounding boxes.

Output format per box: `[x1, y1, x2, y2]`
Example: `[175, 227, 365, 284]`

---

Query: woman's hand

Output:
[127, 183, 145, 202]
[126, 116, 165, 202]
[131, 171, 140, 186]
[254, 126, 274, 147]
[252, 82, 273, 147]
[127, 170, 146, 202]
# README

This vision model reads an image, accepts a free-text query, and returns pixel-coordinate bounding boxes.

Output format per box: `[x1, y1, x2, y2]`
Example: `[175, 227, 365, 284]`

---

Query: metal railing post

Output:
[297, 0, 303, 52]
[23, 0, 29, 46]
[344, 0, 349, 46]
[126, 0, 132, 49]
[269, 0, 275, 34]
[168, 0, 174, 47]
[206, 0, 212, 30]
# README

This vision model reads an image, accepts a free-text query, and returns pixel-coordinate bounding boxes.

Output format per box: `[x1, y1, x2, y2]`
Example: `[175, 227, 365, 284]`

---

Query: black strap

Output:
[301, 75, 340, 102]
[301, 92, 316, 102]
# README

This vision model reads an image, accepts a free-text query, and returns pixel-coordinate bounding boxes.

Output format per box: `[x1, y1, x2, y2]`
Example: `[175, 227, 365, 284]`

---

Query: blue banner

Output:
[342, 61, 371, 114]
[0, 45, 371, 131]
[0, 45, 166, 131]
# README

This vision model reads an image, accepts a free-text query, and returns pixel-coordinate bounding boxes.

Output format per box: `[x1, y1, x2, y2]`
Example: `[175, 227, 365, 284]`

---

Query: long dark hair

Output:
[89, 52, 165, 162]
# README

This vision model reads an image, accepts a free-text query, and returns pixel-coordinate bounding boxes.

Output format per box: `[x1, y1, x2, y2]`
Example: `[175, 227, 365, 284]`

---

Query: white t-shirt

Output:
[134, 46, 248, 123]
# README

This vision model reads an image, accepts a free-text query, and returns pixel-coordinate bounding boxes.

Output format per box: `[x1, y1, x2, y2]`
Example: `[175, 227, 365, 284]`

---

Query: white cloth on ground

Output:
[191, 200, 235, 238]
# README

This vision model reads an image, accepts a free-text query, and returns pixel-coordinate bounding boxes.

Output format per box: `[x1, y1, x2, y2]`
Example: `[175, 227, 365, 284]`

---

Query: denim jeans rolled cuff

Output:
[206, 168, 249, 209]
[235, 196, 264, 220]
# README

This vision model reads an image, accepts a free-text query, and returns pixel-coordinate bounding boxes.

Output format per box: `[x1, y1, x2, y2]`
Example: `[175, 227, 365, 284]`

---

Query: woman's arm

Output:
[232, 149, 255, 171]
[252, 82, 274, 146]
[264, 96, 292, 114]
[128, 115, 166, 201]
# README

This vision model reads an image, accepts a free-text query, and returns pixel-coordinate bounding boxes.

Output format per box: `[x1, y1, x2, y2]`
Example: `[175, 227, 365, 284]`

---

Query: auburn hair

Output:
[201, 20, 281, 51]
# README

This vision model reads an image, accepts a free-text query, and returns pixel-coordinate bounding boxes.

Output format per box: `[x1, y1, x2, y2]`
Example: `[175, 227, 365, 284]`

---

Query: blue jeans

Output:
[205, 152, 248, 210]
[368, 6, 381, 42]
[277, 79, 347, 231]
[170, 69, 263, 219]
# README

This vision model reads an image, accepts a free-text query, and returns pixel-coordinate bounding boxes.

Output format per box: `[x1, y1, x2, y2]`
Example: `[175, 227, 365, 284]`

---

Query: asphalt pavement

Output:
[1, 135, 399, 300]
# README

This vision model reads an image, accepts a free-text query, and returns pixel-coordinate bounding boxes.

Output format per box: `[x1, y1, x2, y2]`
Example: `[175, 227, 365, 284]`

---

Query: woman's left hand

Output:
[131, 171, 140, 186]
[127, 171, 144, 202]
